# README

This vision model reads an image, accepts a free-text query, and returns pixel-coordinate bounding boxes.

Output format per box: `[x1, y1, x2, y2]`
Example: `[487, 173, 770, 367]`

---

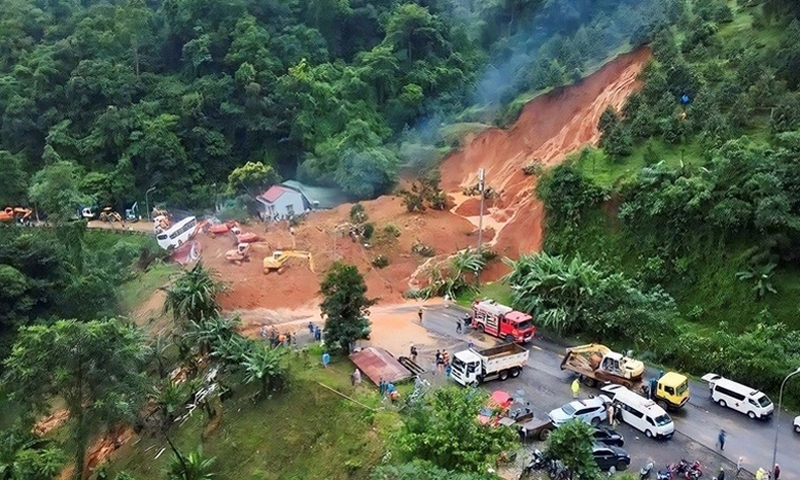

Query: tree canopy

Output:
[320, 262, 375, 352]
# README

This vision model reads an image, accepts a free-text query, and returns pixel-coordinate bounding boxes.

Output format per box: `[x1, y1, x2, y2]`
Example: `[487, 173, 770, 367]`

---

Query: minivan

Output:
[701, 373, 774, 420]
[601, 385, 675, 439]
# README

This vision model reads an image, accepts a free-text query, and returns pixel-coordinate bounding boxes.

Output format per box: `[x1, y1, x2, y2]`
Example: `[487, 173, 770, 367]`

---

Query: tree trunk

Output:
[261, 376, 268, 397]
[73, 407, 87, 480]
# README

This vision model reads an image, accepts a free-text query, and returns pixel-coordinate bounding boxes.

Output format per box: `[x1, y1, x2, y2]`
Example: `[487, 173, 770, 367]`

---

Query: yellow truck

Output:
[560, 344, 690, 410]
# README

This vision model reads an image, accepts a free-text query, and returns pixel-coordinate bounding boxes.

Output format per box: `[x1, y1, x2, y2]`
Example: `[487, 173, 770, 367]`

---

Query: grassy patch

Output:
[84, 229, 155, 250]
[117, 262, 177, 315]
[439, 123, 492, 146]
[456, 282, 513, 307]
[108, 354, 399, 480]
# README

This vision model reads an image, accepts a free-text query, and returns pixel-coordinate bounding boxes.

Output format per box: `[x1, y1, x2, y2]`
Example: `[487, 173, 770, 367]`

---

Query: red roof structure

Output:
[350, 347, 413, 385]
[260, 185, 288, 204]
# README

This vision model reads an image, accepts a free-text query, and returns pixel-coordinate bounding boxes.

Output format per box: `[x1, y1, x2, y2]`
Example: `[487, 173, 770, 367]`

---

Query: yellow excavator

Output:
[560, 344, 645, 387]
[263, 250, 315, 274]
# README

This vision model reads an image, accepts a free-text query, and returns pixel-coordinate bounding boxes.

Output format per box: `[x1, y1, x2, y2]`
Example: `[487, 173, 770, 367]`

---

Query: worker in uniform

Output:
[571, 378, 580, 398]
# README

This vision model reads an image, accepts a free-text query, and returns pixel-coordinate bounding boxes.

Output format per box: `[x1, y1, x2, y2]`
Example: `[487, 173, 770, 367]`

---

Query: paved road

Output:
[407, 304, 796, 478]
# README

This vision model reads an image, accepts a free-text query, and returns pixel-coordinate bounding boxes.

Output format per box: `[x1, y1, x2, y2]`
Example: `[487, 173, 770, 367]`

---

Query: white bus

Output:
[156, 216, 198, 250]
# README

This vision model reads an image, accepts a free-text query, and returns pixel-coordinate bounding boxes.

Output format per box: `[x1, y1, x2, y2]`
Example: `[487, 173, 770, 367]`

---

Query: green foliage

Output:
[537, 164, 607, 232]
[396, 387, 515, 473]
[319, 263, 375, 352]
[504, 252, 678, 343]
[163, 263, 222, 329]
[3, 319, 147, 480]
[735, 263, 778, 299]
[226, 162, 281, 198]
[418, 248, 486, 299]
[546, 420, 601, 480]
[28, 161, 90, 224]
[241, 343, 288, 397]
[371, 461, 494, 480]
[0, 428, 66, 480]
[167, 448, 215, 480]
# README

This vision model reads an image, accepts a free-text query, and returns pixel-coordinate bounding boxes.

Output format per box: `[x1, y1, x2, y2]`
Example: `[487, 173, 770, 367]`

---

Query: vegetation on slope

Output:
[517, 0, 800, 402]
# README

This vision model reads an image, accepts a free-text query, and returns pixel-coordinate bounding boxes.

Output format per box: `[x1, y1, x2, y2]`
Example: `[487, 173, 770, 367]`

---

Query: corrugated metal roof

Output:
[350, 347, 413, 385]
[281, 180, 350, 210]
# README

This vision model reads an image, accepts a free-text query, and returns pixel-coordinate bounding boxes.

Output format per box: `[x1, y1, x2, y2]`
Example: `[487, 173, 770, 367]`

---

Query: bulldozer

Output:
[99, 207, 124, 225]
[226, 243, 251, 265]
[0, 207, 33, 226]
[263, 250, 315, 274]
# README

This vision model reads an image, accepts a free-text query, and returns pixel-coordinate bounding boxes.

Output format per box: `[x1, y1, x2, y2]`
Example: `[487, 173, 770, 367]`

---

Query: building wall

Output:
[258, 190, 306, 221]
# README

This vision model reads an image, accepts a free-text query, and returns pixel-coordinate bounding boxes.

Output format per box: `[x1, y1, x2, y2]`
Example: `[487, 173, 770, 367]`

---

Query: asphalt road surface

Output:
[407, 304, 797, 478]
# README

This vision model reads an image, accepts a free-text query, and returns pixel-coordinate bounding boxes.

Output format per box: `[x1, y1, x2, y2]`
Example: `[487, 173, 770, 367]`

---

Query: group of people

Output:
[378, 377, 400, 403]
[754, 464, 780, 480]
[434, 349, 451, 375]
[260, 325, 295, 347]
[307, 322, 322, 341]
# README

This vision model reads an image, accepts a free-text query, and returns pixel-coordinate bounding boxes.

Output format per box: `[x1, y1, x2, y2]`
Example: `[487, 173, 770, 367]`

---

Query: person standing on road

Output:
[571, 378, 580, 398]
[755, 468, 766, 480]
[715, 467, 725, 480]
[717, 429, 726, 451]
[410, 345, 418, 362]
[614, 402, 623, 425]
[456, 317, 462, 334]
[607, 403, 615, 427]
[418, 308, 423, 323]
[773, 463, 780, 480]
[736, 457, 744, 478]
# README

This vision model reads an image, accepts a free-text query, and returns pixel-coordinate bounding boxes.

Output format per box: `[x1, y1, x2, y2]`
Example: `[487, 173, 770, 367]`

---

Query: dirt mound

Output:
[201, 195, 477, 312]
[441, 48, 650, 278]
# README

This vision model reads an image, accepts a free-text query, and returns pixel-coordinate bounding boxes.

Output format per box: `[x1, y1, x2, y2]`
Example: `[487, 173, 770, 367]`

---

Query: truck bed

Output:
[560, 353, 640, 388]
[477, 343, 527, 359]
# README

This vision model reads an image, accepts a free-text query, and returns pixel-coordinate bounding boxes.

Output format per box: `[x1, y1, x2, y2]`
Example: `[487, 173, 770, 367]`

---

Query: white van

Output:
[701, 373, 773, 420]
[601, 385, 675, 439]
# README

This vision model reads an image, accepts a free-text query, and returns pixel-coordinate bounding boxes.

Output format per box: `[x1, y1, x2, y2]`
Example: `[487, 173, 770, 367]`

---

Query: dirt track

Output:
[185, 48, 651, 311]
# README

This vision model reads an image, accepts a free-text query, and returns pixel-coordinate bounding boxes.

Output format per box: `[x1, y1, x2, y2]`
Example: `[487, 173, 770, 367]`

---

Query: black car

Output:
[591, 442, 630, 471]
[591, 426, 624, 447]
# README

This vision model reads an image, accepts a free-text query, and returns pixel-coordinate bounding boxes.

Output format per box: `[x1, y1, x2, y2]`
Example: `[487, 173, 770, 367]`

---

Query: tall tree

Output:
[319, 262, 375, 352]
[3, 320, 147, 480]
[27, 160, 90, 224]
[396, 387, 516, 472]
[226, 161, 281, 198]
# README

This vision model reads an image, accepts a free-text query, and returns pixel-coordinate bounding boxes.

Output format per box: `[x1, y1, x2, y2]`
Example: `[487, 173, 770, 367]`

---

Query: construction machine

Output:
[263, 250, 315, 274]
[226, 243, 251, 265]
[1, 207, 33, 225]
[99, 207, 123, 224]
[560, 344, 645, 387]
[125, 202, 140, 222]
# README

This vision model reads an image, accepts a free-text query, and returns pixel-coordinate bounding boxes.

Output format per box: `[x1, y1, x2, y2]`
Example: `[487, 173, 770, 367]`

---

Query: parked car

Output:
[592, 426, 624, 447]
[794, 415, 800, 433]
[548, 396, 610, 427]
[592, 442, 630, 471]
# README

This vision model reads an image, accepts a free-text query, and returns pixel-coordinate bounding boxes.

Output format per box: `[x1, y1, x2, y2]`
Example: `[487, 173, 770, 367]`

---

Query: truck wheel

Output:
[499, 370, 509, 381]
[505, 334, 514, 343]
[583, 377, 597, 388]
[476, 324, 484, 333]
[656, 400, 668, 410]
[510, 367, 521, 378]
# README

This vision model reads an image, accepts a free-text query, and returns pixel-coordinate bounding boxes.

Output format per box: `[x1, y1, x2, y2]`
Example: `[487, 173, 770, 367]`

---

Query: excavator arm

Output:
[263, 251, 315, 273]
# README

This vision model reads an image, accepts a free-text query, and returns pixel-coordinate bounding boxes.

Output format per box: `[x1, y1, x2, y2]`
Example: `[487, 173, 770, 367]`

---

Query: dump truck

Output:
[561, 344, 690, 410]
[451, 343, 529, 387]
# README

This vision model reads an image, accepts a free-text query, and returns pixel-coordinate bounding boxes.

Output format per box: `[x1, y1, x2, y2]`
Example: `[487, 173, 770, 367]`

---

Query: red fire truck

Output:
[469, 300, 535, 343]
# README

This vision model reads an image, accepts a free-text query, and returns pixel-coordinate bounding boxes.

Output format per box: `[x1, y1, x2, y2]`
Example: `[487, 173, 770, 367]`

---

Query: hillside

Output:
[523, 0, 800, 404]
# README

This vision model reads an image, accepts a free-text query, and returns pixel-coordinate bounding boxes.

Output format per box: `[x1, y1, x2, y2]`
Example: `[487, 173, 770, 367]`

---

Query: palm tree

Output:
[150, 380, 190, 429]
[167, 447, 215, 480]
[241, 343, 287, 397]
[163, 262, 222, 329]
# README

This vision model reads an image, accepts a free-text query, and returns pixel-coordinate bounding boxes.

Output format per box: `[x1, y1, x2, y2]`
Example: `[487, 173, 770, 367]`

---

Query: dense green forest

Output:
[523, 0, 800, 402]
[0, 0, 674, 209]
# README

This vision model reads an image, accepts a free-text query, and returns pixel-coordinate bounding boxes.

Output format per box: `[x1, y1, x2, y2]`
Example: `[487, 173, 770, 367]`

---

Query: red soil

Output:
[199, 47, 650, 312]
[441, 47, 651, 278]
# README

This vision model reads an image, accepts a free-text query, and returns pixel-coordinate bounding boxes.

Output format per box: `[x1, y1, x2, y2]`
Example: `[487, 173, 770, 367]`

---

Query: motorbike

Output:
[656, 465, 674, 480]
[640, 461, 655, 479]
[523, 449, 548, 474]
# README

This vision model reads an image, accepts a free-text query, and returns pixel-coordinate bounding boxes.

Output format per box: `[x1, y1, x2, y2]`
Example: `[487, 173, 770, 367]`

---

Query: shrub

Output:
[371, 255, 389, 268]
[350, 203, 368, 224]
[362, 223, 375, 240]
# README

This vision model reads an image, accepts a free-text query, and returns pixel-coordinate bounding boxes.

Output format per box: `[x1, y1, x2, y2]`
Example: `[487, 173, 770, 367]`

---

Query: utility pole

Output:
[476, 168, 486, 287]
